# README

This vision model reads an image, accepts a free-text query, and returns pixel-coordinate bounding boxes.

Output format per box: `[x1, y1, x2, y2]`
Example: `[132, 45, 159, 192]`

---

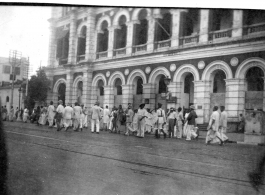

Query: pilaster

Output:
[126, 21, 134, 55]
[199, 9, 210, 44]
[107, 26, 115, 58]
[167, 82, 178, 109]
[170, 9, 181, 48]
[122, 84, 134, 108]
[146, 16, 155, 52]
[85, 8, 96, 61]
[225, 79, 246, 122]
[193, 80, 206, 124]
[48, 19, 57, 67]
[232, 10, 243, 38]
[104, 86, 115, 110]
[82, 69, 93, 107]
[68, 11, 77, 64]
[142, 83, 156, 109]
[65, 72, 74, 104]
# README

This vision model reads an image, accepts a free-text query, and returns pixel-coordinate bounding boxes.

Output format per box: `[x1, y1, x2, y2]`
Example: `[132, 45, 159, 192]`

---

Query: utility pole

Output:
[9, 50, 22, 112]
[26, 57, 30, 96]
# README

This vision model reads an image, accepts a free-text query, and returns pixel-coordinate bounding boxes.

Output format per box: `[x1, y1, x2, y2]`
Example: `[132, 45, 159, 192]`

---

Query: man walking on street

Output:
[167, 107, 177, 138]
[91, 101, 101, 134]
[125, 103, 134, 135]
[47, 101, 55, 128]
[220, 106, 229, 142]
[55, 100, 64, 131]
[186, 105, 198, 141]
[156, 103, 167, 139]
[73, 102, 82, 131]
[103, 105, 110, 131]
[63, 103, 73, 131]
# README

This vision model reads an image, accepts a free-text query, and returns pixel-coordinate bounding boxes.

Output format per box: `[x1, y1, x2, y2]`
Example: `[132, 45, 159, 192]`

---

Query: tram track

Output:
[5, 129, 264, 190]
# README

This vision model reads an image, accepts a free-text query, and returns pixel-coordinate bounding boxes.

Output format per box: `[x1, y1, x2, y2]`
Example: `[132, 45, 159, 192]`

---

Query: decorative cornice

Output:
[92, 40, 265, 71]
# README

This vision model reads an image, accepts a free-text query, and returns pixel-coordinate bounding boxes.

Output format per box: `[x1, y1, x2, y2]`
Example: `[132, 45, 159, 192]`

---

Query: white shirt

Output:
[56, 104, 65, 114]
[210, 111, 220, 131]
[73, 106, 82, 119]
[47, 105, 55, 117]
[220, 111, 228, 128]
[64, 106, 73, 120]
[103, 108, 110, 123]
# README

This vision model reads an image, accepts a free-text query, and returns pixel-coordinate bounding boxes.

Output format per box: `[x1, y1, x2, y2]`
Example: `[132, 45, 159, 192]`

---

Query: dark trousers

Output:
[168, 119, 175, 137]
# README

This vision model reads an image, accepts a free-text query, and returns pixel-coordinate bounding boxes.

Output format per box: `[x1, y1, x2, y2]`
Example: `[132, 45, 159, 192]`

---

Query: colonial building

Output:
[44, 6, 265, 131]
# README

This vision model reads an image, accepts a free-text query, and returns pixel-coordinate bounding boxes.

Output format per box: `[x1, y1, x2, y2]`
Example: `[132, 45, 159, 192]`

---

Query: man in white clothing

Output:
[56, 100, 65, 131]
[63, 103, 74, 131]
[91, 101, 101, 133]
[80, 104, 87, 131]
[103, 105, 110, 131]
[73, 102, 82, 131]
[206, 106, 223, 145]
[47, 101, 55, 128]
[220, 106, 229, 142]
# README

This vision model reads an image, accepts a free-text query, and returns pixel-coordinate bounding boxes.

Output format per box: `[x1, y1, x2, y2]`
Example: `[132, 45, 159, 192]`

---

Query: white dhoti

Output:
[219, 127, 228, 141]
[64, 119, 72, 128]
[205, 129, 222, 144]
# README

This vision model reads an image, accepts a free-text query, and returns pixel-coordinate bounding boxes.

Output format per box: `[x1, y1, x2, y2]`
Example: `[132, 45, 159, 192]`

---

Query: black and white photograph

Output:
[0, 0, 265, 194]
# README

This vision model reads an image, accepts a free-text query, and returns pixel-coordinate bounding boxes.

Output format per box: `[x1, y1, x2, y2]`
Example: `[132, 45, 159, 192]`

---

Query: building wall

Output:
[44, 7, 265, 132]
[0, 86, 24, 113]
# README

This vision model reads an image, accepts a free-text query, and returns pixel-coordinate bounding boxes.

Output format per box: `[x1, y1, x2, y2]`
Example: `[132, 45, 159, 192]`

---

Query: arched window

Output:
[246, 67, 264, 91]
[136, 78, 143, 94]
[58, 83, 66, 104]
[98, 80, 104, 96]
[213, 71, 226, 93]
[97, 21, 109, 53]
[181, 9, 199, 37]
[158, 75, 167, 94]
[77, 26, 87, 62]
[115, 78, 122, 95]
[114, 15, 127, 49]
[210, 9, 232, 31]
[56, 27, 69, 65]
[134, 9, 148, 46]
[6, 96, 9, 103]
[155, 9, 172, 42]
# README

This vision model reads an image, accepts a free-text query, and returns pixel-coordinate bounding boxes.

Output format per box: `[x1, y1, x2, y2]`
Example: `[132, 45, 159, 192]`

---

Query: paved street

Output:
[3, 121, 265, 195]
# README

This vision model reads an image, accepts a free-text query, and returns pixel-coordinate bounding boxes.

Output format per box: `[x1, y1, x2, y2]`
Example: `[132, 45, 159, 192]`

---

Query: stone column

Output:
[174, 82, 182, 109]
[126, 21, 134, 55]
[46, 73, 54, 103]
[65, 71, 74, 104]
[47, 19, 57, 67]
[167, 82, 178, 109]
[199, 9, 210, 44]
[90, 86, 98, 108]
[107, 26, 115, 58]
[203, 81, 211, 123]
[68, 10, 77, 64]
[146, 16, 156, 52]
[142, 83, 156, 110]
[225, 79, 245, 124]
[85, 8, 96, 61]
[232, 10, 243, 38]
[193, 80, 206, 124]
[82, 69, 93, 107]
[104, 86, 115, 110]
[122, 84, 134, 108]
[170, 9, 181, 48]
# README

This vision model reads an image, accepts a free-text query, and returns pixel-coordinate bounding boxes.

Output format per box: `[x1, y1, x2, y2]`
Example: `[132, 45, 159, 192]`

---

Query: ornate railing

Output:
[155, 39, 171, 49]
[97, 51, 108, 59]
[209, 29, 232, 41]
[114, 47, 126, 56]
[243, 22, 265, 36]
[77, 54, 85, 62]
[179, 34, 199, 45]
[133, 44, 147, 53]
[58, 58, 68, 65]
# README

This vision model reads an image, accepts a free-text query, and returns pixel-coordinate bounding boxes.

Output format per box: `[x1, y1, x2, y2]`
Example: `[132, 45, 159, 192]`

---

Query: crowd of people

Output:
[1, 100, 231, 145]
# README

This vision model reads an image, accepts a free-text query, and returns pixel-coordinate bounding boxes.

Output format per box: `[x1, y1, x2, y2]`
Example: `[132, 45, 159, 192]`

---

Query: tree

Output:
[25, 67, 50, 110]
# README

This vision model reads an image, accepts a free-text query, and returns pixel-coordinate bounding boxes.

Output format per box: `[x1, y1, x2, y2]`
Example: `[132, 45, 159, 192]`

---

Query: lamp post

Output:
[18, 87, 22, 110]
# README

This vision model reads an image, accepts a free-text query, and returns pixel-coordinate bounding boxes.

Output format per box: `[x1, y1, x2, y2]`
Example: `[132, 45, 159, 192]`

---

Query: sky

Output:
[0, 1, 263, 76]
[0, 6, 51, 76]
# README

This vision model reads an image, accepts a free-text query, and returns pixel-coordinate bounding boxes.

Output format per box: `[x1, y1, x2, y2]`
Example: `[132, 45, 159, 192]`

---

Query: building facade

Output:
[0, 57, 28, 112]
[44, 7, 265, 131]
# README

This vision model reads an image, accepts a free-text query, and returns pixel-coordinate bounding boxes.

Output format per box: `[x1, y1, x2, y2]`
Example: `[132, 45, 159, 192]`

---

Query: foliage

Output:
[25, 67, 50, 110]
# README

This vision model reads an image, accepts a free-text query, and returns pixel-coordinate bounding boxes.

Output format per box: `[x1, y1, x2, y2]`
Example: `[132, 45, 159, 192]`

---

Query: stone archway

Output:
[53, 78, 67, 105]
[73, 76, 83, 105]
[91, 73, 107, 108]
